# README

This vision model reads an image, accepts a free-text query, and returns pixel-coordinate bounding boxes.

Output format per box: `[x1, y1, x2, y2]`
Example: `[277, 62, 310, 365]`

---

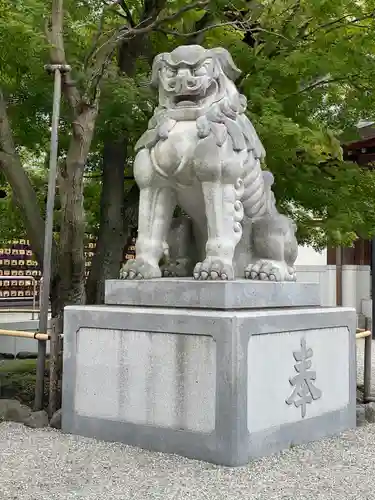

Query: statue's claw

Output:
[120, 259, 161, 280]
[244, 260, 296, 282]
[193, 259, 234, 281]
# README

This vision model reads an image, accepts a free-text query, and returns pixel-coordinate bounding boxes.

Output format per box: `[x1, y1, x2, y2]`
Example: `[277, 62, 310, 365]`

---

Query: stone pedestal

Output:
[62, 279, 356, 466]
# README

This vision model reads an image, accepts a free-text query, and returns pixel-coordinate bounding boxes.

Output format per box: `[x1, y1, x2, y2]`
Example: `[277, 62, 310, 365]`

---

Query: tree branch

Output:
[102, 0, 134, 22]
[280, 0, 301, 33]
[117, 0, 167, 74]
[157, 21, 291, 42]
[156, 20, 238, 37]
[113, 0, 210, 42]
[154, 0, 209, 26]
[184, 11, 214, 45]
[84, 7, 108, 69]
[89, 0, 211, 73]
[0, 88, 53, 266]
[141, 0, 167, 23]
[324, 12, 375, 34]
[281, 75, 359, 100]
[303, 10, 375, 39]
[85, 38, 119, 104]
[118, 0, 135, 26]
[45, 0, 81, 113]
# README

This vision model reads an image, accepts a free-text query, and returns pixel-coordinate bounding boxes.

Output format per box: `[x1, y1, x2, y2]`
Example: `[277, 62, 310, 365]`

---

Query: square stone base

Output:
[62, 292, 356, 466]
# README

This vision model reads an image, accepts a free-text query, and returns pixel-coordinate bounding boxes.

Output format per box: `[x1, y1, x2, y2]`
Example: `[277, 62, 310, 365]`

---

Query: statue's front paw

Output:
[244, 260, 296, 282]
[161, 258, 192, 278]
[193, 259, 234, 281]
[120, 259, 162, 280]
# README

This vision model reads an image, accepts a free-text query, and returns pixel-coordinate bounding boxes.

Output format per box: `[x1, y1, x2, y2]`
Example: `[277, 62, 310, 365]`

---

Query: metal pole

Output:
[34, 64, 70, 411]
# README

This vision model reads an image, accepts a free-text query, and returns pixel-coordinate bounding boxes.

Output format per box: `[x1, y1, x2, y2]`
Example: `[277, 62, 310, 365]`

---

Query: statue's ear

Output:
[209, 48, 242, 81]
[150, 53, 168, 88]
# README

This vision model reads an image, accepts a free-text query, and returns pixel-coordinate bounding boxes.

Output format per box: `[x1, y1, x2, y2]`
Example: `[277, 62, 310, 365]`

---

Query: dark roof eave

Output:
[343, 137, 375, 151]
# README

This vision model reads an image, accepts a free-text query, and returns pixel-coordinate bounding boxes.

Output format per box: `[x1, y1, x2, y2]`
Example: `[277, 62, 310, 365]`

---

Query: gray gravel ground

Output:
[1, 421, 375, 500]
[0, 339, 374, 500]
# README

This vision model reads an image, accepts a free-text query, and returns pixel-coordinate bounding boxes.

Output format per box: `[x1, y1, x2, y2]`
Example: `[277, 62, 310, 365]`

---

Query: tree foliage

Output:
[1, 0, 375, 263]
[216, 0, 375, 247]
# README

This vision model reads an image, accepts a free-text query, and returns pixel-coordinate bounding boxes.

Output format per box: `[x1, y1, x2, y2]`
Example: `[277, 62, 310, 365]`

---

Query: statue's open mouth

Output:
[171, 81, 218, 108]
[174, 94, 201, 107]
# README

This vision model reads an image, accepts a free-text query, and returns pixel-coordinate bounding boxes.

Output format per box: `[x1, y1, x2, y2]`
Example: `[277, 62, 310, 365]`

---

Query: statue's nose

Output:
[176, 69, 196, 93]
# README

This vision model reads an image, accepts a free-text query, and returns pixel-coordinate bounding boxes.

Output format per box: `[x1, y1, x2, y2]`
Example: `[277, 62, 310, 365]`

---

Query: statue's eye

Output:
[195, 65, 207, 77]
[165, 67, 176, 78]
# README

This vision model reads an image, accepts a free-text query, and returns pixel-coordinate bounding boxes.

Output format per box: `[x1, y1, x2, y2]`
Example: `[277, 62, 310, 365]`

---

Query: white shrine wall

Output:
[296, 245, 327, 266]
[295, 245, 371, 323]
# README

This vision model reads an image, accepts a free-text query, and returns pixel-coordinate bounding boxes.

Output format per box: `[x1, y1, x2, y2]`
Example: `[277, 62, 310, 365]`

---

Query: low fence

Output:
[0, 317, 58, 417]
[357, 329, 372, 402]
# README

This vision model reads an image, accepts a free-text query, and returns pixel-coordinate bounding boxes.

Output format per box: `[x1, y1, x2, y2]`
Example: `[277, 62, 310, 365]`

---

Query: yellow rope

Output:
[356, 329, 372, 339]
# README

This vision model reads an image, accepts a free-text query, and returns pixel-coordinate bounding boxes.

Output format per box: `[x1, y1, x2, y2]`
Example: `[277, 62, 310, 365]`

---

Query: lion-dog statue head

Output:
[150, 45, 242, 120]
[136, 45, 264, 160]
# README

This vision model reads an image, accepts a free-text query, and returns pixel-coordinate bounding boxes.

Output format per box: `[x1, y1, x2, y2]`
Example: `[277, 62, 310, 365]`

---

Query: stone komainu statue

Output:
[120, 45, 298, 281]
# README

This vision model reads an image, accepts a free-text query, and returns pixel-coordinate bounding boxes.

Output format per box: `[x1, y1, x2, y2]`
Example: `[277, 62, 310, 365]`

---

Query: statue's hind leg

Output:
[120, 149, 176, 280]
[245, 214, 298, 282]
[160, 216, 197, 278]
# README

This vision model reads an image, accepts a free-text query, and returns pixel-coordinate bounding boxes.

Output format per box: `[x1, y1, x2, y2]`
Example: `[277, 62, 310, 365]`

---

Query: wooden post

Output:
[336, 247, 342, 306]
[364, 331, 372, 402]
[48, 317, 62, 418]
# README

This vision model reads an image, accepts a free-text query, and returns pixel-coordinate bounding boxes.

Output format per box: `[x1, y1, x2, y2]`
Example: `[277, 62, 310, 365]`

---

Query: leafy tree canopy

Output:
[1, 0, 375, 249]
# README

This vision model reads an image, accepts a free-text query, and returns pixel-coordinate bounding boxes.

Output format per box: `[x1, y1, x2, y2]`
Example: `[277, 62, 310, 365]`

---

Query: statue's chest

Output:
[153, 122, 198, 178]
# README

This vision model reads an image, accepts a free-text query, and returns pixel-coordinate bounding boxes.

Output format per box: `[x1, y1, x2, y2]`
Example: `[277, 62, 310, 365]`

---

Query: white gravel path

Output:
[0, 338, 373, 500]
[1, 421, 375, 500]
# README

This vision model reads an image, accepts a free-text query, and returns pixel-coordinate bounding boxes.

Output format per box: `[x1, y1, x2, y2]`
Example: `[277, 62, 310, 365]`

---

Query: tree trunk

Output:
[0, 89, 48, 265]
[86, 140, 126, 304]
[54, 104, 98, 320]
